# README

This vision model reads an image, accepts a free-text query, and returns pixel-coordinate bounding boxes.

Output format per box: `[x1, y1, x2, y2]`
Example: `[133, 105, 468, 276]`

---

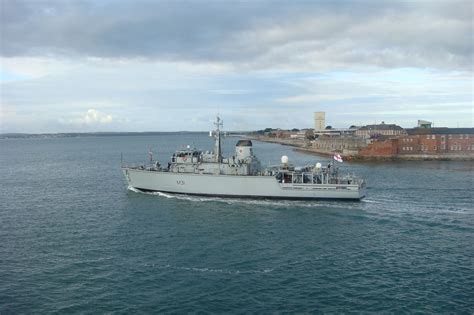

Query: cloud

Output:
[63, 109, 114, 125]
[211, 89, 252, 95]
[1, 0, 472, 71]
[1, 59, 472, 132]
[0, 1, 472, 133]
[0, 57, 78, 79]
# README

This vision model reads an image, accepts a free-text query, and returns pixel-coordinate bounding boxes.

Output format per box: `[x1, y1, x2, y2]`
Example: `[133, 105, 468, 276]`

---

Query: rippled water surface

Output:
[1, 134, 473, 313]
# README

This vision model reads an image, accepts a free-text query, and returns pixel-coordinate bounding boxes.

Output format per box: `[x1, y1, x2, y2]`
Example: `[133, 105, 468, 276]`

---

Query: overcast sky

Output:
[0, 0, 472, 132]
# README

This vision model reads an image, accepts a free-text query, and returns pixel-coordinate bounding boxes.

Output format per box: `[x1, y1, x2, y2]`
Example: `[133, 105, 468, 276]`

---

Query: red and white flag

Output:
[333, 153, 343, 163]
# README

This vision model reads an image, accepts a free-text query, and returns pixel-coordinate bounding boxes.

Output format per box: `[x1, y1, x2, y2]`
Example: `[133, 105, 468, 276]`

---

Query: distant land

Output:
[0, 131, 249, 140]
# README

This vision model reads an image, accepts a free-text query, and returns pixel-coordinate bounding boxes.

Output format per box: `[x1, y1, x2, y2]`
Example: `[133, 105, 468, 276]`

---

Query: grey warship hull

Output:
[123, 116, 366, 201]
[123, 168, 366, 200]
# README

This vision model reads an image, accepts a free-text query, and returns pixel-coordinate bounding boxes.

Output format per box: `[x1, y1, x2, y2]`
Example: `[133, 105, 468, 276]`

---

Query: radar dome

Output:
[281, 155, 289, 164]
[316, 162, 322, 169]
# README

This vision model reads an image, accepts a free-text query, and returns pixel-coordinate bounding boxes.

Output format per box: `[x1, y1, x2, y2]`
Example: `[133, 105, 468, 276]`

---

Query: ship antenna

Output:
[214, 115, 224, 163]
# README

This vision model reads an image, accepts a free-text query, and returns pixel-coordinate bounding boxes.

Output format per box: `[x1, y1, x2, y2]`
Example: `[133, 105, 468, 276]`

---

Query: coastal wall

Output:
[312, 137, 367, 153]
[359, 139, 398, 158]
[250, 136, 307, 147]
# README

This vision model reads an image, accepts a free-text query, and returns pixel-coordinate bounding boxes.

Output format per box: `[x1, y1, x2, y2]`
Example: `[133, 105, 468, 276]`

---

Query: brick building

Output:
[399, 128, 474, 155]
[355, 127, 473, 159]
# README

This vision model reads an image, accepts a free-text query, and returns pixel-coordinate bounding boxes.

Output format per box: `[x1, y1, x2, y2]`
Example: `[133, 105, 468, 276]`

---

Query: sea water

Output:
[1, 134, 473, 313]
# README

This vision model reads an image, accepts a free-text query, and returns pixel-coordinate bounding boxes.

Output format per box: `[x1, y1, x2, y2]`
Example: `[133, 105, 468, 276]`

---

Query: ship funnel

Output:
[235, 140, 253, 160]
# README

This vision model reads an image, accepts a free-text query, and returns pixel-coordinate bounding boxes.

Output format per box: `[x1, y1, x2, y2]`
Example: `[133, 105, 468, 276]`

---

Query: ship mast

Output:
[213, 115, 223, 163]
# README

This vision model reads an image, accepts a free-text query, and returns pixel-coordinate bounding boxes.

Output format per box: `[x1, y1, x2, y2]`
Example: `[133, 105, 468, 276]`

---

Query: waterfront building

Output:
[313, 128, 358, 137]
[399, 128, 474, 155]
[358, 128, 474, 158]
[355, 122, 406, 138]
[417, 120, 432, 128]
[289, 130, 307, 140]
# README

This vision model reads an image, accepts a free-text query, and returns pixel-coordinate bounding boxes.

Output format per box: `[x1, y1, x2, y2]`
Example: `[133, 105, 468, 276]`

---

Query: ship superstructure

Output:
[122, 116, 366, 200]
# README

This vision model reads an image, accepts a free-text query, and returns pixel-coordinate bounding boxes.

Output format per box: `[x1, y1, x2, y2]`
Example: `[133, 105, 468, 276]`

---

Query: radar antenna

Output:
[213, 115, 224, 163]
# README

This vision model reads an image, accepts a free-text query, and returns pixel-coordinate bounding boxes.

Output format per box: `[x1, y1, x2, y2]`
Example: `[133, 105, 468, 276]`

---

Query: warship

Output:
[122, 116, 366, 200]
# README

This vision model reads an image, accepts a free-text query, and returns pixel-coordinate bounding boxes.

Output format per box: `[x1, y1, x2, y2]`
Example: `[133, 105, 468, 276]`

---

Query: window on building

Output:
[441, 144, 446, 150]
[449, 135, 452, 139]
[432, 135, 435, 139]
[466, 135, 469, 139]
[433, 145, 437, 150]
[459, 135, 463, 139]
[441, 135, 445, 140]
[426, 135, 430, 139]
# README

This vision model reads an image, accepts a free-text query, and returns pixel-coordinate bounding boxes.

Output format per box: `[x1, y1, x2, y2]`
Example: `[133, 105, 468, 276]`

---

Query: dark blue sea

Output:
[1, 134, 473, 313]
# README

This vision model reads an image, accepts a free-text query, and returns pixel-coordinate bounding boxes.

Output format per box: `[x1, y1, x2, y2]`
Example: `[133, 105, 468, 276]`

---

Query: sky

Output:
[0, 0, 472, 133]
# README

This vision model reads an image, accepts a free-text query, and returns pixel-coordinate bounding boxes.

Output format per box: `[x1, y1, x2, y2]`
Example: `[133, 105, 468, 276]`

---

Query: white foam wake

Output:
[144, 263, 273, 275]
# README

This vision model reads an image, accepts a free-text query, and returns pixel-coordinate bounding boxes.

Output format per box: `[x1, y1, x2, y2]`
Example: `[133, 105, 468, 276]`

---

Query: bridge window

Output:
[283, 174, 292, 184]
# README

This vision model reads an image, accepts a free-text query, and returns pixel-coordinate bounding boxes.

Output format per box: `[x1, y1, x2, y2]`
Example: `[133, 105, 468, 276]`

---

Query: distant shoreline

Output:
[0, 131, 249, 140]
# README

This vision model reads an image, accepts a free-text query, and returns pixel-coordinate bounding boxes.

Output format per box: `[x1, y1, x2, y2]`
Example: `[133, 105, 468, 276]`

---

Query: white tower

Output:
[314, 112, 325, 131]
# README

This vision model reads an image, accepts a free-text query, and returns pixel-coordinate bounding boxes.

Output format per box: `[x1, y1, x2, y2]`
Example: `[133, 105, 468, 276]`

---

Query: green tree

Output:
[305, 129, 315, 140]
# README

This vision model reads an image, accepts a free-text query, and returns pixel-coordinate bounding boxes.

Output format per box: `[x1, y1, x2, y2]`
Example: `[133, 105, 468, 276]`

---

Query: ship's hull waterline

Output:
[123, 168, 366, 200]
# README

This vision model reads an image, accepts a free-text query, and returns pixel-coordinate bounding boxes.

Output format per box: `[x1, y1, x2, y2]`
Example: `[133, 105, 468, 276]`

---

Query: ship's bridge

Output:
[172, 149, 202, 164]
